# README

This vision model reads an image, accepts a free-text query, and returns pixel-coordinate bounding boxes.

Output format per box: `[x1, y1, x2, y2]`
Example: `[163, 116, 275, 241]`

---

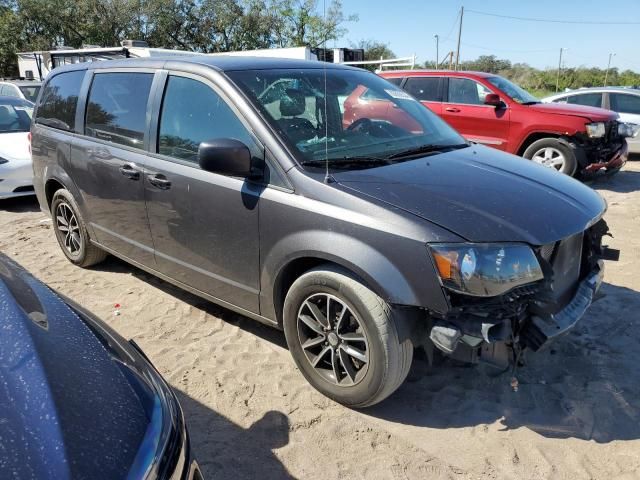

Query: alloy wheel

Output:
[296, 293, 369, 386]
[531, 146, 566, 171]
[55, 202, 82, 255]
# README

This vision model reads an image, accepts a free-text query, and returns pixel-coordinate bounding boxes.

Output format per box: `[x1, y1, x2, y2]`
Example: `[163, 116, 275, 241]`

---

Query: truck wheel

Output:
[51, 189, 107, 267]
[283, 265, 413, 408]
[523, 138, 577, 176]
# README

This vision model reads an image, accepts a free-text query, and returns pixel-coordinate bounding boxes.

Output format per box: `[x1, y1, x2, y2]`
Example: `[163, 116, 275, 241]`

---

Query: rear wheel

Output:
[51, 189, 107, 267]
[283, 265, 413, 408]
[523, 138, 577, 176]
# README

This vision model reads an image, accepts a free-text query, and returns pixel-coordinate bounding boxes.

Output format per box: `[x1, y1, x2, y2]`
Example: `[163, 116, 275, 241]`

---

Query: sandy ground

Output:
[1, 162, 640, 480]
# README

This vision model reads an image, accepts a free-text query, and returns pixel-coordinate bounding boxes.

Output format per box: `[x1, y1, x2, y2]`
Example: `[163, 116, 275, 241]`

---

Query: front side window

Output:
[486, 75, 539, 105]
[0, 99, 33, 133]
[228, 68, 466, 170]
[35, 70, 85, 131]
[448, 78, 492, 105]
[404, 77, 442, 102]
[385, 77, 404, 87]
[85, 73, 153, 149]
[158, 75, 257, 163]
[567, 93, 602, 108]
[610, 93, 640, 115]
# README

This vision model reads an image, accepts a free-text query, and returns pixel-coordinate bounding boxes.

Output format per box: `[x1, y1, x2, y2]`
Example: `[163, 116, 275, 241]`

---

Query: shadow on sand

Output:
[365, 282, 640, 443]
[176, 391, 296, 479]
[0, 195, 40, 213]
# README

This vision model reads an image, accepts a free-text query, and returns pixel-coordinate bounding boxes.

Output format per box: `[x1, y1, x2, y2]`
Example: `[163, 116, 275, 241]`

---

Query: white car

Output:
[0, 97, 34, 199]
[543, 87, 640, 154]
[0, 80, 41, 103]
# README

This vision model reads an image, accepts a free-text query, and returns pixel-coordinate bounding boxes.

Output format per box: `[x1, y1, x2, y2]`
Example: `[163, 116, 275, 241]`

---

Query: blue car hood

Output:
[333, 145, 606, 245]
[0, 256, 148, 479]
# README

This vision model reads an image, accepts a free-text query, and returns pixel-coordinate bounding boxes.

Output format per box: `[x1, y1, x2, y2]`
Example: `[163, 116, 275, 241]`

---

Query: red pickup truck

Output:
[345, 70, 628, 177]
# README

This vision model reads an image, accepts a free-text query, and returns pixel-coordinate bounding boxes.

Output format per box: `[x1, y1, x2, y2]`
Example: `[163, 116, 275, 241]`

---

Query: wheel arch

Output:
[516, 131, 561, 156]
[262, 231, 427, 327]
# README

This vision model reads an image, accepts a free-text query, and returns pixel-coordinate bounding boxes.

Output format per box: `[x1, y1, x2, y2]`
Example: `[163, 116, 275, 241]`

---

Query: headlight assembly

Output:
[618, 122, 640, 138]
[585, 122, 606, 138]
[429, 243, 544, 297]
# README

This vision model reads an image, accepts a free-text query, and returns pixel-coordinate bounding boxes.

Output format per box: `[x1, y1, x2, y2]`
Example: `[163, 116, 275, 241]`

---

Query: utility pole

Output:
[434, 34, 439, 70]
[604, 52, 615, 86]
[555, 47, 566, 93]
[455, 6, 464, 70]
[448, 51, 455, 70]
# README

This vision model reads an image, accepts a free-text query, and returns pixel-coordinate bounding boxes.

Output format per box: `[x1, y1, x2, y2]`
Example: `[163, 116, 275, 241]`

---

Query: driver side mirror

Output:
[198, 138, 254, 177]
[484, 93, 503, 108]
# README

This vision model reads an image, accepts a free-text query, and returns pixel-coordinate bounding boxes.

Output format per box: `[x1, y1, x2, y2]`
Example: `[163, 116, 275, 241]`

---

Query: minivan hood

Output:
[526, 102, 617, 122]
[333, 145, 605, 245]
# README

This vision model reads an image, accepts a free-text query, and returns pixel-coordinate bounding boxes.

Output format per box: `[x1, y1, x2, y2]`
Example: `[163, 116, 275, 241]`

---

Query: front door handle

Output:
[445, 107, 461, 113]
[119, 164, 140, 180]
[148, 173, 172, 190]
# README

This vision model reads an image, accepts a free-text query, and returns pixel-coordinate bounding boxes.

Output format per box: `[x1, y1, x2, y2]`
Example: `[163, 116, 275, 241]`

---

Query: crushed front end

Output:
[422, 219, 618, 369]
[566, 121, 628, 177]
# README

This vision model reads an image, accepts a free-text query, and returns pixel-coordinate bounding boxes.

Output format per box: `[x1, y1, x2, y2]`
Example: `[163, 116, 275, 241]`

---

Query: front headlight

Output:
[585, 122, 606, 138]
[618, 122, 640, 138]
[429, 243, 544, 297]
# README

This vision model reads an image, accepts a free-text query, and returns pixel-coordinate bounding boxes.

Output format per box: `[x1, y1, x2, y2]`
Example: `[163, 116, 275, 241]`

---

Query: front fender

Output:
[260, 229, 448, 323]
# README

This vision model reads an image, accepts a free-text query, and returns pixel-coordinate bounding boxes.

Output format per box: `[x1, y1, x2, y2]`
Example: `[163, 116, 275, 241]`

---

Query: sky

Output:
[340, 0, 638, 71]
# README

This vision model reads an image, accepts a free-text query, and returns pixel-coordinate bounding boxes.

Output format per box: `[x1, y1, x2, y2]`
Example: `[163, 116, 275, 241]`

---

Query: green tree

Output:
[351, 39, 395, 71]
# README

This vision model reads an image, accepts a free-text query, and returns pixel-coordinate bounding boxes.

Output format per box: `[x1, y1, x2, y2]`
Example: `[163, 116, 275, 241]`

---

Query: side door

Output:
[144, 72, 262, 314]
[69, 70, 157, 266]
[402, 76, 443, 115]
[441, 77, 510, 150]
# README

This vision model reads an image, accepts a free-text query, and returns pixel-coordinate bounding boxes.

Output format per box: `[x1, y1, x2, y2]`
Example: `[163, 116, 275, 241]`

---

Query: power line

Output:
[466, 9, 640, 25]
[441, 10, 461, 42]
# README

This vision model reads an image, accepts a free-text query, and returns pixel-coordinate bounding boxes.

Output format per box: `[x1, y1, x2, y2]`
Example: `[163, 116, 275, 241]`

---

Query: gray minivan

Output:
[32, 57, 613, 407]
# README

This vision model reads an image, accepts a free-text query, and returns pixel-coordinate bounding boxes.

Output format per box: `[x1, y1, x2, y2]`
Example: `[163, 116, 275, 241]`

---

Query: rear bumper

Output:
[521, 260, 604, 351]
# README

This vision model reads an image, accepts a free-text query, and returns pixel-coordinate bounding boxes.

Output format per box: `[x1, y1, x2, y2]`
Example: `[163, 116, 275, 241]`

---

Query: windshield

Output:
[486, 76, 539, 104]
[19, 85, 41, 103]
[228, 68, 466, 169]
[0, 99, 33, 133]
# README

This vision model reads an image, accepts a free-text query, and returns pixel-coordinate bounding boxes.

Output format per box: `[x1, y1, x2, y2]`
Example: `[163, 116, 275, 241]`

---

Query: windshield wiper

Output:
[521, 101, 540, 105]
[300, 156, 392, 169]
[386, 143, 468, 160]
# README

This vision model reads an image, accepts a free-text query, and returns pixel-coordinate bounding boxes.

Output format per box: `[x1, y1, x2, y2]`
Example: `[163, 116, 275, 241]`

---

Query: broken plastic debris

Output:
[114, 303, 121, 316]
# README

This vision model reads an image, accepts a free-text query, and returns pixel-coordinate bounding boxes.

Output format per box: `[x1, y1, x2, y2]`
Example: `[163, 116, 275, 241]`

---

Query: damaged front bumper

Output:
[520, 260, 604, 351]
[422, 220, 615, 369]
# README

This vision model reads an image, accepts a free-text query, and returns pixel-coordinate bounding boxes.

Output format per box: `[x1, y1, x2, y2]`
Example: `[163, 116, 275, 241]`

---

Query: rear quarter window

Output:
[35, 70, 85, 131]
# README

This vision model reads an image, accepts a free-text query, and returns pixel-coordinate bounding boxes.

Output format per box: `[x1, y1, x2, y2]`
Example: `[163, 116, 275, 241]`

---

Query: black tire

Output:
[523, 137, 577, 176]
[283, 265, 413, 408]
[51, 189, 107, 267]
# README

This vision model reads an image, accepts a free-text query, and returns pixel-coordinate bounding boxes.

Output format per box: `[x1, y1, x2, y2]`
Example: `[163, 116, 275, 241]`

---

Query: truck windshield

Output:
[228, 68, 467, 169]
[486, 75, 539, 105]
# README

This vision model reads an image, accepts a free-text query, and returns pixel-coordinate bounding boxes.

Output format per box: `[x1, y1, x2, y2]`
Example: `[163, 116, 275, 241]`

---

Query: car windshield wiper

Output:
[386, 143, 468, 160]
[300, 156, 392, 169]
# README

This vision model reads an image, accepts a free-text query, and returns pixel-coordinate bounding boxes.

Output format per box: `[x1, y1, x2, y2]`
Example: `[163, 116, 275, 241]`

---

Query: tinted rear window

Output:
[36, 71, 85, 131]
[610, 93, 640, 115]
[85, 72, 153, 149]
[567, 93, 602, 108]
[404, 77, 442, 102]
[19, 85, 41, 103]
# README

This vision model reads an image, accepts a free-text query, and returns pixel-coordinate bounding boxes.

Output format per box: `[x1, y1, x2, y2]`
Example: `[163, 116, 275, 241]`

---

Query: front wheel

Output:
[283, 265, 413, 408]
[523, 138, 577, 176]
